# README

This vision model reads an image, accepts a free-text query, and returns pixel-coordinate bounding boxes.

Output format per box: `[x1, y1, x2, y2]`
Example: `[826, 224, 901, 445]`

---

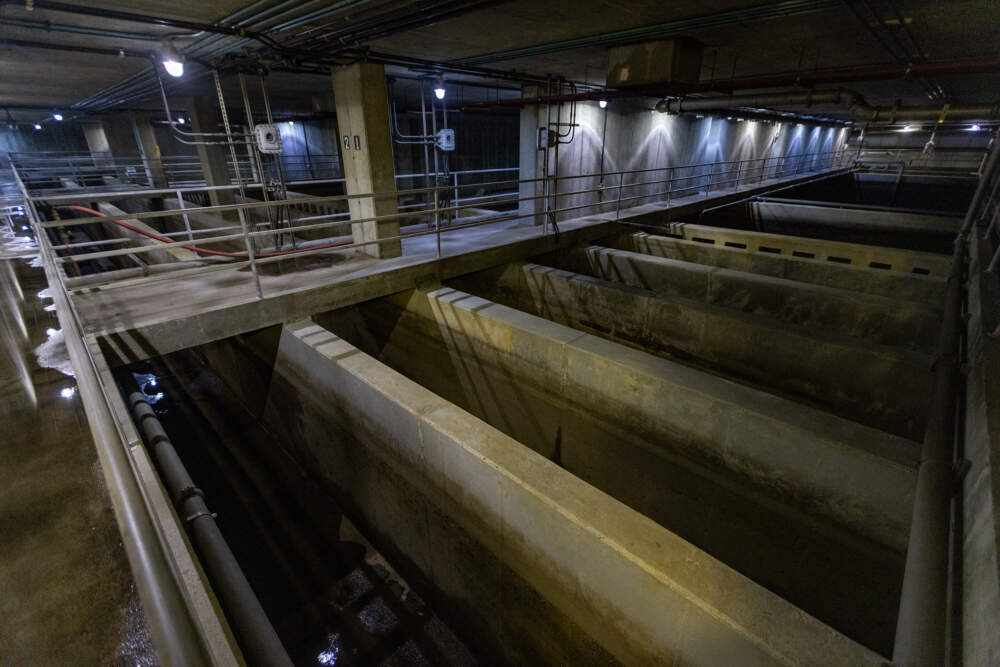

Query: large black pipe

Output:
[892, 133, 1000, 666]
[128, 392, 293, 667]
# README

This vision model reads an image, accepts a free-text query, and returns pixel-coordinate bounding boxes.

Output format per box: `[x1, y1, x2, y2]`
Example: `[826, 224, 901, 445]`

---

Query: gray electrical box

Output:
[254, 124, 283, 154]
[435, 128, 455, 152]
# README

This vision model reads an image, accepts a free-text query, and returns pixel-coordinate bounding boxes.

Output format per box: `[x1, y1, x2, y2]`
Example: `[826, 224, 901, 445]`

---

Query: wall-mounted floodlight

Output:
[433, 75, 446, 100]
[599, 100, 608, 109]
[52, 113, 63, 121]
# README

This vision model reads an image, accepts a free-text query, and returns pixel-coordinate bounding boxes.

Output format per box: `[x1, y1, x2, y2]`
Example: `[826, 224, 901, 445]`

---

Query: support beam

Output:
[331, 63, 401, 258]
[616, 231, 947, 303]
[451, 262, 933, 441]
[129, 112, 168, 190]
[549, 245, 941, 353]
[652, 223, 952, 276]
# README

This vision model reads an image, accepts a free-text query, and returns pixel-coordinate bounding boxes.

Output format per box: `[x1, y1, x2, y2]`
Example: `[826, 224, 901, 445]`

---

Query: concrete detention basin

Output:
[197, 318, 889, 665]
[312, 286, 916, 655]
[450, 261, 933, 441]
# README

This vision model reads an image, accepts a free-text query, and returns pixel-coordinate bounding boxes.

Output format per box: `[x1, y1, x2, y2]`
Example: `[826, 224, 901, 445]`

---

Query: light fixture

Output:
[433, 75, 446, 100]
[163, 58, 184, 78]
[970, 124, 981, 132]
[33, 123, 41, 130]
[289, 120, 295, 126]
[902, 124, 918, 132]
[160, 43, 184, 78]
[60, 386, 76, 399]
[737, 118, 745, 122]
[599, 100, 607, 109]
[695, 114, 704, 119]
[52, 113, 63, 121]
[176, 116, 185, 125]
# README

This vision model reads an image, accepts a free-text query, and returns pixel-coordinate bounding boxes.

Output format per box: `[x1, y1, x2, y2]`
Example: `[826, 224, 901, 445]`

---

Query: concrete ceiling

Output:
[0, 0, 996, 124]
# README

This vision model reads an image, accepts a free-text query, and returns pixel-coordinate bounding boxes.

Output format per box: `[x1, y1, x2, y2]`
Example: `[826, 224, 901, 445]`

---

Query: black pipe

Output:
[128, 392, 293, 667]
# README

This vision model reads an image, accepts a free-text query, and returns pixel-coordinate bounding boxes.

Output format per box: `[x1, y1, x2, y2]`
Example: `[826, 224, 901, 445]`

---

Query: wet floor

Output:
[0, 224, 154, 665]
[118, 348, 478, 666]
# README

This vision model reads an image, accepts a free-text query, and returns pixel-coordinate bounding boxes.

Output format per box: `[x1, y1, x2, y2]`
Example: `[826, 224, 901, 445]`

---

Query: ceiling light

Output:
[60, 386, 76, 399]
[695, 114, 704, 119]
[33, 123, 41, 130]
[737, 118, 744, 122]
[163, 58, 184, 78]
[969, 124, 981, 132]
[289, 120, 295, 126]
[599, 100, 607, 109]
[433, 75, 445, 100]
[52, 113, 63, 121]
[176, 116, 185, 125]
[902, 124, 918, 132]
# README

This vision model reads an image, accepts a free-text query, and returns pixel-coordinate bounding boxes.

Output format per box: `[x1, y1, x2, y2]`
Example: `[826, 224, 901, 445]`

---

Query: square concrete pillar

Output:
[332, 63, 401, 259]
[81, 122, 110, 156]
[518, 85, 545, 226]
[130, 113, 169, 189]
[184, 96, 237, 212]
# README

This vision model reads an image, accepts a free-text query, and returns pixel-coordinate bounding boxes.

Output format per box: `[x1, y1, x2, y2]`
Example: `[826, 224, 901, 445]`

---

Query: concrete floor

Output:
[0, 230, 154, 664]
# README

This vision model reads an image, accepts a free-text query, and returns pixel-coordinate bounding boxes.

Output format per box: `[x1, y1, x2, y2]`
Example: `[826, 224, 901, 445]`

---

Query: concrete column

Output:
[331, 63, 401, 259]
[81, 122, 110, 156]
[130, 113, 168, 189]
[518, 85, 544, 225]
[184, 96, 236, 211]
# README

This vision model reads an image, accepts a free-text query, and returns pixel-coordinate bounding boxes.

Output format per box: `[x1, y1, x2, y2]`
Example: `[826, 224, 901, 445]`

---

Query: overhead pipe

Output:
[129, 391, 294, 667]
[892, 131, 1000, 667]
[468, 57, 1000, 111]
[655, 89, 1000, 124]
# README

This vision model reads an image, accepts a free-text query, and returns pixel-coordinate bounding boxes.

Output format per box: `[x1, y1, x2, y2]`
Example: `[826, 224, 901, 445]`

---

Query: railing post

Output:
[666, 167, 674, 206]
[434, 186, 441, 259]
[615, 172, 625, 221]
[175, 190, 195, 244]
[453, 172, 459, 216]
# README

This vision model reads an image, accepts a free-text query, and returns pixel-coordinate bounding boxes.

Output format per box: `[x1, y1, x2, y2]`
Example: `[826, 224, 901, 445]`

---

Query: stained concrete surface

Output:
[0, 238, 153, 665]
[222, 320, 884, 665]
[317, 287, 912, 654]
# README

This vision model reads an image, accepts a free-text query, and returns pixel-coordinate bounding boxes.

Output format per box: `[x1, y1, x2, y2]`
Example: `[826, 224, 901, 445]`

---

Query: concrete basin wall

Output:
[315, 286, 916, 652]
[204, 319, 886, 665]
[612, 231, 947, 304]
[452, 261, 932, 441]
[542, 245, 941, 353]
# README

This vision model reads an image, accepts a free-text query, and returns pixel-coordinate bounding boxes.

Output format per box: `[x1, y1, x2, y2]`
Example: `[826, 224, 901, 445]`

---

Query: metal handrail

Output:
[21, 148, 853, 298]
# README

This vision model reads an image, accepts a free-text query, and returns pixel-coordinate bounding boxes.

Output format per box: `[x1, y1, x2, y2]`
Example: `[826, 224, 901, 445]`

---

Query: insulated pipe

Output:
[892, 134, 1000, 666]
[129, 392, 293, 667]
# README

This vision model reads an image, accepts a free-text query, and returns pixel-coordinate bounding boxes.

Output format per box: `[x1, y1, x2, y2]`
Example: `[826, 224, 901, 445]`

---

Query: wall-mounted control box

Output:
[254, 124, 283, 153]
[436, 128, 455, 151]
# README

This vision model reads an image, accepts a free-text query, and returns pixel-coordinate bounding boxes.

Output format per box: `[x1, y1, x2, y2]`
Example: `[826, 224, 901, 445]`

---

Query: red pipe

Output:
[61, 205, 517, 261]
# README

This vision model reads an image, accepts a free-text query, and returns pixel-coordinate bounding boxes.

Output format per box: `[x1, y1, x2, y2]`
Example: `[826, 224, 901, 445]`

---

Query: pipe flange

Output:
[173, 484, 205, 509]
[182, 509, 217, 525]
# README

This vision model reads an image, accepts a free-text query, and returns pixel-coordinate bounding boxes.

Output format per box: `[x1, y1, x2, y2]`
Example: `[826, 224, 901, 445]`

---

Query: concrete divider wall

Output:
[613, 231, 948, 303]
[629, 224, 952, 277]
[316, 287, 916, 652]
[452, 261, 933, 441]
[219, 319, 886, 665]
[542, 245, 941, 353]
